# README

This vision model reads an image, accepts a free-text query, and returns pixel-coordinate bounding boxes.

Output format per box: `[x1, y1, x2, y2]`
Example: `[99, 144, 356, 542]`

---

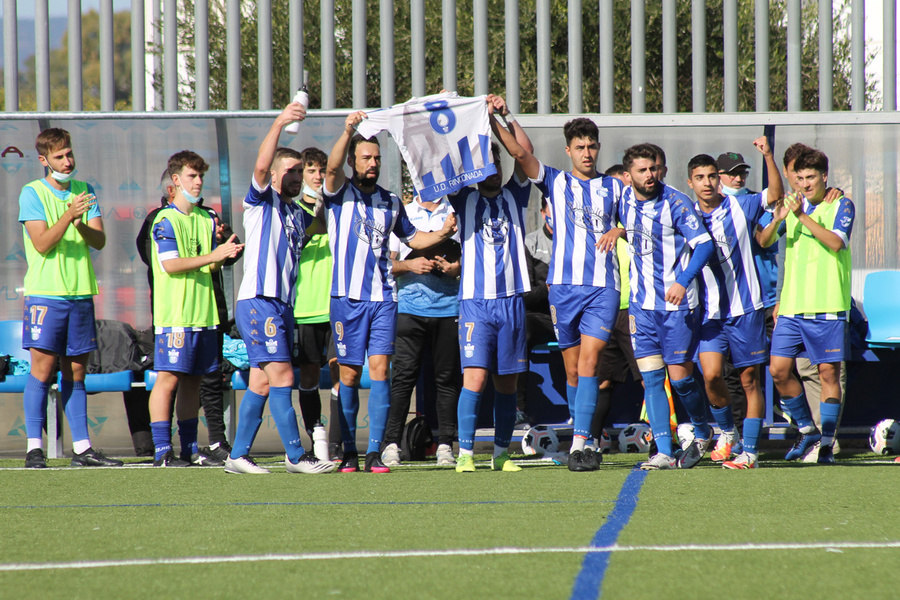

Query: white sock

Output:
[493, 444, 507, 458]
[459, 448, 474, 457]
[27, 438, 43, 452]
[72, 439, 92, 455]
[570, 435, 587, 453]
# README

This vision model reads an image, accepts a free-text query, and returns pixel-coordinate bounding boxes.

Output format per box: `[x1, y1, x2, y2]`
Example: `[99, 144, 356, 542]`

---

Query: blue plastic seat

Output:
[0, 320, 30, 393]
[864, 271, 900, 349]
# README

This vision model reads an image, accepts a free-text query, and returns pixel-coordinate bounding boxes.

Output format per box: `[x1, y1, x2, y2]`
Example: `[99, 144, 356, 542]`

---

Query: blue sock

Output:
[177, 417, 199, 459]
[366, 379, 391, 455]
[230, 390, 268, 459]
[742, 417, 762, 455]
[820, 399, 841, 445]
[457, 388, 483, 452]
[61, 380, 91, 445]
[23, 375, 50, 439]
[338, 383, 360, 454]
[573, 376, 599, 439]
[781, 393, 814, 430]
[566, 383, 578, 421]
[642, 368, 674, 457]
[493, 391, 517, 449]
[671, 375, 712, 439]
[710, 404, 735, 434]
[151, 420, 173, 461]
[269, 385, 304, 463]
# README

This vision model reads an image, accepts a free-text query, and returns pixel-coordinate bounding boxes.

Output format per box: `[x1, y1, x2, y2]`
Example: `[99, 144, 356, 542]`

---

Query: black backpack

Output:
[400, 415, 434, 461]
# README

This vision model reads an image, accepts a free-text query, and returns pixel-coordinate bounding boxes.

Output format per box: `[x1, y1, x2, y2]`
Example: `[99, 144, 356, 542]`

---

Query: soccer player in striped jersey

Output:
[449, 94, 533, 473]
[18, 128, 122, 468]
[493, 116, 623, 472]
[769, 148, 854, 465]
[227, 103, 335, 475]
[686, 140, 784, 470]
[608, 144, 716, 470]
[324, 112, 457, 474]
[149, 151, 244, 467]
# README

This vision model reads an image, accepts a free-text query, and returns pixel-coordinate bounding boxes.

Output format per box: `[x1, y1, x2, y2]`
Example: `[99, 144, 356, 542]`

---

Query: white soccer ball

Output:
[598, 428, 613, 454]
[521, 425, 560, 456]
[677, 423, 697, 451]
[618, 423, 653, 454]
[869, 419, 900, 455]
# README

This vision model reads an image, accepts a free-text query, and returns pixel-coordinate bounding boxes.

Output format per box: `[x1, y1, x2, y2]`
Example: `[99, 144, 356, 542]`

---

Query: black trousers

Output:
[198, 330, 227, 445]
[516, 311, 556, 413]
[384, 314, 460, 447]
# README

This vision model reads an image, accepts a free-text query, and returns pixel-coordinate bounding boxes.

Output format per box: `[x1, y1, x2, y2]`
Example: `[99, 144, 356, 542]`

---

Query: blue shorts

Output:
[629, 305, 699, 366]
[549, 284, 620, 348]
[153, 329, 219, 375]
[458, 296, 528, 375]
[22, 297, 98, 356]
[770, 315, 848, 365]
[235, 297, 294, 368]
[698, 309, 768, 368]
[330, 296, 396, 366]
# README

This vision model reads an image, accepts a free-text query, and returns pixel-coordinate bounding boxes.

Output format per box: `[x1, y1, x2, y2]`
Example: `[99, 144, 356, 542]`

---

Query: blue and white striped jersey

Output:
[695, 193, 771, 320]
[324, 180, 417, 302]
[449, 177, 531, 300]
[617, 183, 712, 311]
[532, 163, 622, 289]
[237, 179, 314, 305]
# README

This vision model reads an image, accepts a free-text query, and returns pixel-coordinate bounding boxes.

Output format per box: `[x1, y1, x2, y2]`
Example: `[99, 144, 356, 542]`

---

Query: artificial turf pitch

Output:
[1, 451, 898, 599]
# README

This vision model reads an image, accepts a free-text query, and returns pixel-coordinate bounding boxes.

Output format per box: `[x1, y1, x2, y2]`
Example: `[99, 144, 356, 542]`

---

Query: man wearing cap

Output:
[710, 142, 781, 462]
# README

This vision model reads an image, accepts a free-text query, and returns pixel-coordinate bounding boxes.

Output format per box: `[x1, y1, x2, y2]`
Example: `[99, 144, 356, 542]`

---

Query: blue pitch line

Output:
[2, 499, 615, 510]
[570, 470, 648, 600]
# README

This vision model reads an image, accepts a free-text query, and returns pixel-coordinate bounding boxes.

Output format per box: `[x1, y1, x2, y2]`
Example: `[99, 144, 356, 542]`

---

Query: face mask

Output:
[49, 167, 77, 183]
[303, 183, 320, 198]
[544, 215, 553, 230]
[181, 186, 201, 205]
[721, 184, 748, 196]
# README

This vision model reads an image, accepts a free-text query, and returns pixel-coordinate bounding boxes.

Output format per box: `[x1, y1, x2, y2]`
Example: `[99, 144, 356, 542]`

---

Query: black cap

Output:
[716, 152, 750, 173]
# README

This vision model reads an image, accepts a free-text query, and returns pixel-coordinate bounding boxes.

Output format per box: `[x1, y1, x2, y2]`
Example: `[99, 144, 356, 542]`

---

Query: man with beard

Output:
[607, 143, 715, 470]
[225, 103, 335, 475]
[324, 112, 457, 473]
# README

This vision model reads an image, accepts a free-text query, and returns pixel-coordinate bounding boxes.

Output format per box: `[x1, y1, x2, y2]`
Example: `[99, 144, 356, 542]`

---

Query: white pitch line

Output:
[1, 541, 899, 572]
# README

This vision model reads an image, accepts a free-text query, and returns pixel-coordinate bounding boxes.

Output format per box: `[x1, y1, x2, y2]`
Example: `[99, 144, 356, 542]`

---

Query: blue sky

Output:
[3, 1, 120, 19]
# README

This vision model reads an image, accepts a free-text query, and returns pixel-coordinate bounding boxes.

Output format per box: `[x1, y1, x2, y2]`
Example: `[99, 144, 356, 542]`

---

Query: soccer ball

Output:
[677, 423, 697, 451]
[597, 429, 613, 454]
[618, 423, 653, 454]
[521, 425, 560, 456]
[869, 419, 900, 455]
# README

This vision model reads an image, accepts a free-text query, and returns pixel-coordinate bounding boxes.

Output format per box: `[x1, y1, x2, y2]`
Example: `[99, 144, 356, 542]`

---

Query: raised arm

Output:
[325, 111, 366, 195]
[255, 102, 306, 189]
[488, 96, 539, 181]
[753, 136, 784, 206]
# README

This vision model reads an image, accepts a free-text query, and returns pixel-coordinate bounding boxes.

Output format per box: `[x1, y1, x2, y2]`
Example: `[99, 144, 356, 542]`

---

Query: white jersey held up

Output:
[356, 93, 497, 202]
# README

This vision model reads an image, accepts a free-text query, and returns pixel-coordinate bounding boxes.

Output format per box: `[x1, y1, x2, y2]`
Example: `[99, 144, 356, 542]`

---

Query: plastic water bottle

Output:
[284, 86, 309, 134]
[313, 424, 329, 462]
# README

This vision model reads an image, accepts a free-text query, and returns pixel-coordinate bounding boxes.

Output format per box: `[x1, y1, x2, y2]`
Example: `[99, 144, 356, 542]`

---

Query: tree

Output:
[8, 10, 133, 111]
[154, 0, 877, 113]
